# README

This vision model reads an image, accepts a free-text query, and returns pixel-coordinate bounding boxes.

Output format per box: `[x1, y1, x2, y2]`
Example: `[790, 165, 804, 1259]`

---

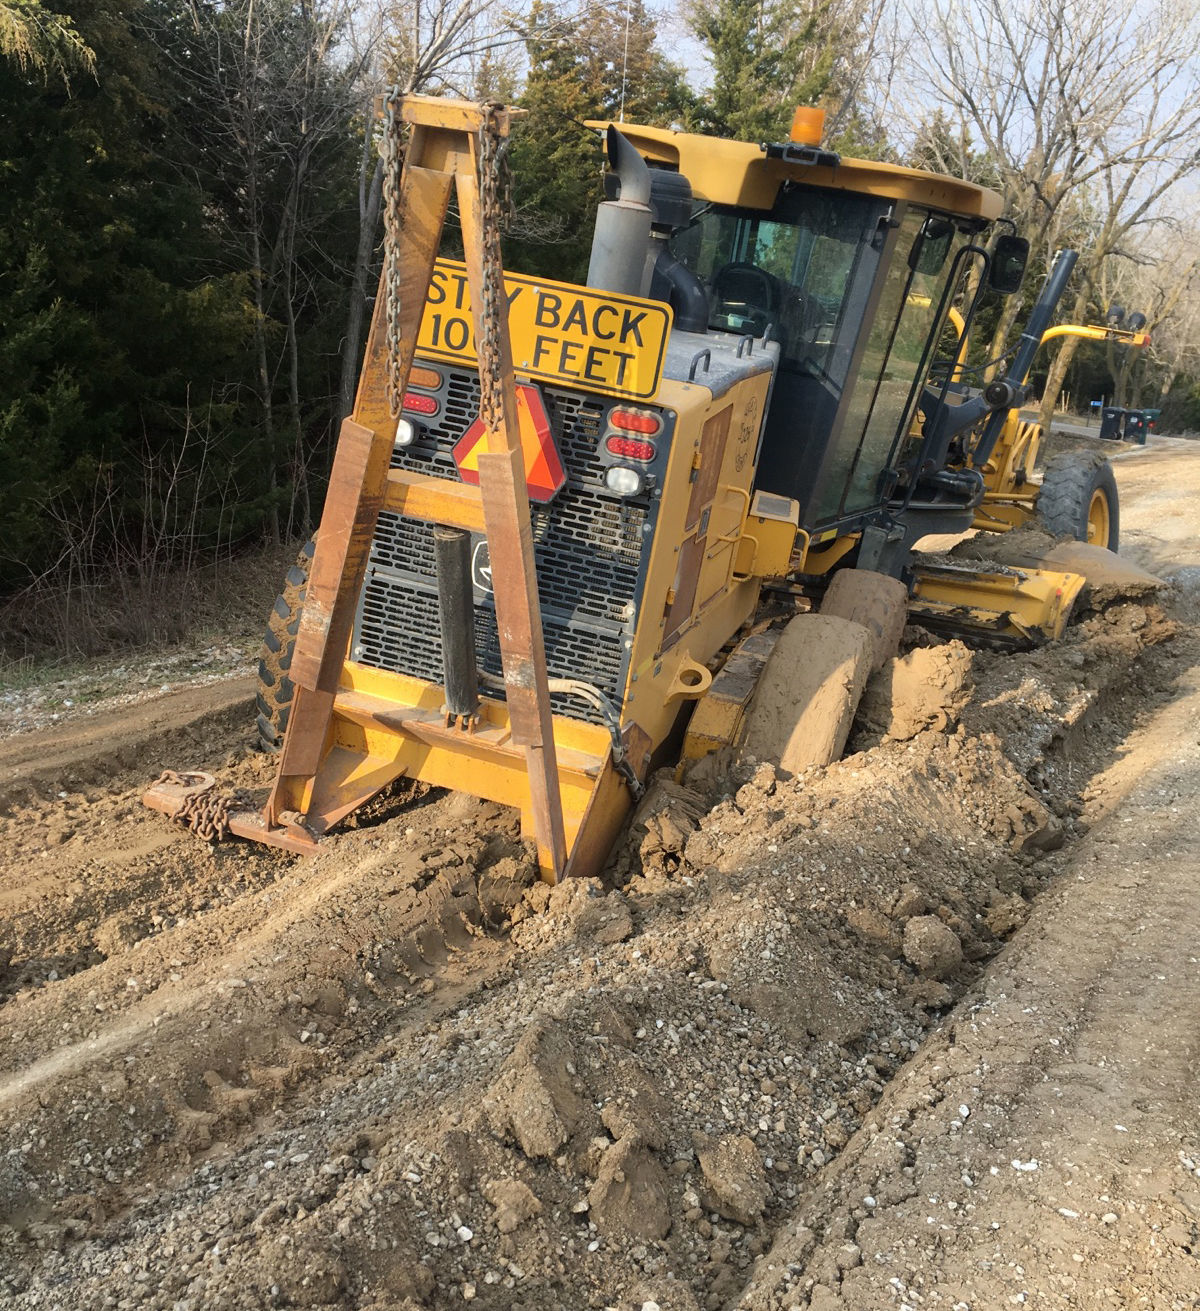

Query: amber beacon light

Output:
[789, 106, 825, 146]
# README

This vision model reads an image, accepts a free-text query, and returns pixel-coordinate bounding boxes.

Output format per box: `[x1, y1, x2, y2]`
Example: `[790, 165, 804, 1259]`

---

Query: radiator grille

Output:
[352, 369, 656, 722]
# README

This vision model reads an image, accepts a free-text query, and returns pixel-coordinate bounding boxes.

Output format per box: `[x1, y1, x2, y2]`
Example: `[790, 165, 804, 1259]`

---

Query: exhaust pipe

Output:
[587, 126, 654, 298]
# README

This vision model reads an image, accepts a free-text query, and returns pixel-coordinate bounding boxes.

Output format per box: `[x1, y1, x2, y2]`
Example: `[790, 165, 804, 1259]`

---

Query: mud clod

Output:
[272, 1241, 348, 1307]
[588, 1138, 672, 1240]
[856, 641, 973, 744]
[482, 1178, 542, 1234]
[695, 1132, 770, 1226]
[902, 914, 963, 978]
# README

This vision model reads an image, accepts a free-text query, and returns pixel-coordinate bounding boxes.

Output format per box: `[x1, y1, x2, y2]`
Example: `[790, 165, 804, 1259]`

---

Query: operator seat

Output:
[710, 262, 780, 335]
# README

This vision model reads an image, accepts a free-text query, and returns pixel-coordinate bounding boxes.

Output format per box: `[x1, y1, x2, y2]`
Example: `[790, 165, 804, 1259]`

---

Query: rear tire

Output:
[256, 538, 315, 752]
[1037, 452, 1119, 551]
[819, 569, 908, 672]
[741, 614, 873, 775]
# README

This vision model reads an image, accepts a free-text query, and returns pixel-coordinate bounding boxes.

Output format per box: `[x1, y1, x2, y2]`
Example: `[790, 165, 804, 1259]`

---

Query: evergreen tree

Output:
[506, 0, 691, 283]
[689, 0, 832, 143]
[504, 3, 603, 282]
[0, 0, 360, 596]
[0, 0, 256, 590]
[0, 0, 93, 84]
[577, 0, 693, 127]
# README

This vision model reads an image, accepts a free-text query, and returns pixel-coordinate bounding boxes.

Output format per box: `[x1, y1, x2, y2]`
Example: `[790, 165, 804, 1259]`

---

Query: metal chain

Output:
[476, 103, 512, 435]
[154, 770, 250, 843]
[382, 88, 408, 420]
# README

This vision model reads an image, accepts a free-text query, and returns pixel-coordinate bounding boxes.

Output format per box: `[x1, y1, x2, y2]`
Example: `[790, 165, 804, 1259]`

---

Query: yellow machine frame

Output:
[144, 98, 1126, 881]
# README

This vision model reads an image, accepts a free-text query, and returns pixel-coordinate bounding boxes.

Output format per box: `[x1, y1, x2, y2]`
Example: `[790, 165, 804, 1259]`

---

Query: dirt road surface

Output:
[1, 440, 1197, 1311]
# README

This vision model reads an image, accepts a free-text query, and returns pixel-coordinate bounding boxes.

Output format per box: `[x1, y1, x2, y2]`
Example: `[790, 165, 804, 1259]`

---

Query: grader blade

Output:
[909, 562, 1086, 647]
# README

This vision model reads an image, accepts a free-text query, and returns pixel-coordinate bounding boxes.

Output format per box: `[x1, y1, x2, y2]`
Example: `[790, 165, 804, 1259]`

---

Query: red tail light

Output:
[609, 408, 661, 435]
[403, 392, 439, 416]
[606, 435, 656, 461]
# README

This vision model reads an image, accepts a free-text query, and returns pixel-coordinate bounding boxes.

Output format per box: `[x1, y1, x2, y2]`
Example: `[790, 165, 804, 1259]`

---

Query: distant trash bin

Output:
[1124, 410, 1147, 443]
[1144, 407, 1162, 433]
[1099, 406, 1126, 440]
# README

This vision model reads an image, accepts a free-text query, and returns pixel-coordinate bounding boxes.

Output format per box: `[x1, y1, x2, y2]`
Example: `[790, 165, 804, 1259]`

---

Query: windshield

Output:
[671, 186, 887, 385]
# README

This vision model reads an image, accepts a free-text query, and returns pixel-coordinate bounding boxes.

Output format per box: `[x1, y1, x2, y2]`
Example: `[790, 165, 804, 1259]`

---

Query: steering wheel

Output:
[711, 262, 780, 314]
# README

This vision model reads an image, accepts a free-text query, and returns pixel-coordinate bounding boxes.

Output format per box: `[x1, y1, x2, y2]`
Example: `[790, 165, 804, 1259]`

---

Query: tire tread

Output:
[256, 538, 315, 752]
[1037, 452, 1119, 550]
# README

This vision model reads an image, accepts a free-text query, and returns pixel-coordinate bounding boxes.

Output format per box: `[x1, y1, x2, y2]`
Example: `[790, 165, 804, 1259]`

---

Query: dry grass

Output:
[0, 540, 298, 673]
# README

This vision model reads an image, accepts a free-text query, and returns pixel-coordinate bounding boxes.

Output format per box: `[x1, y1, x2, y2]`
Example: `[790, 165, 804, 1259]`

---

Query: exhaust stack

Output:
[587, 126, 654, 298]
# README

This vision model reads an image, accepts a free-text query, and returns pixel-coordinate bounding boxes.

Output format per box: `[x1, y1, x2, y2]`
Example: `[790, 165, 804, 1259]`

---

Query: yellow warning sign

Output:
[417, 259, 672, 401]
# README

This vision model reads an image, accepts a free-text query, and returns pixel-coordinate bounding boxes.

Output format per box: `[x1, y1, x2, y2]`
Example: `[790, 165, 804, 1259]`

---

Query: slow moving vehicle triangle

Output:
[452, 382, 566, 503]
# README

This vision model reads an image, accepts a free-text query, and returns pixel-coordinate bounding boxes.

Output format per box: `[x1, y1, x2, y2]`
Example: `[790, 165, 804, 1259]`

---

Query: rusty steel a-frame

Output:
[146, 96, 569, 877]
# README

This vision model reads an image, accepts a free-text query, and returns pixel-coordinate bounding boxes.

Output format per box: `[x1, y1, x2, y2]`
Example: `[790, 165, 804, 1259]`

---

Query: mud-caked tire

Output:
[1037, 452, 1120, 551]
[820, 568, 908, 672]
[741, 613, 873, 775]
[256, 538, 315, 752]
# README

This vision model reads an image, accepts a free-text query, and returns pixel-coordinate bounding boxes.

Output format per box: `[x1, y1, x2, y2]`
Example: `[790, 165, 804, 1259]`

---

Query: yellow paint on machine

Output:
[417, 259, 673, 400]
[331, 661, 618, 873]
[910, 565, 1085, 644]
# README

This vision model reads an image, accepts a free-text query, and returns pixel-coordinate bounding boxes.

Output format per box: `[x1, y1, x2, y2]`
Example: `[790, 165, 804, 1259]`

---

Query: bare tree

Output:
[335, 0, 542, 425]
[889, 0, 1200, 421]
[818, 0, 896, 145]
[147, 0, 366, 540]
[1117, 229, 1200, 411]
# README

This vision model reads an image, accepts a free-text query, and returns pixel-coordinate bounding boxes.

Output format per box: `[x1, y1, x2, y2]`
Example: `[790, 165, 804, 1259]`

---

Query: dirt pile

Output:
[732, 648, 1200, 1311]
[0, 463, 1190, 1309]
[0, 588, 1176, 1309]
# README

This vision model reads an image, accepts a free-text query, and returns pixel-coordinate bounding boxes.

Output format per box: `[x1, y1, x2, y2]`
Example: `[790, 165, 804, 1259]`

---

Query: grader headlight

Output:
[604, 465, 645, 497]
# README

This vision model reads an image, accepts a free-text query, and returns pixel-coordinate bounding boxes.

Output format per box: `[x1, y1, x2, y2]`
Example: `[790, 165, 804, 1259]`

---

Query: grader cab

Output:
[144, 95, 1125, 881]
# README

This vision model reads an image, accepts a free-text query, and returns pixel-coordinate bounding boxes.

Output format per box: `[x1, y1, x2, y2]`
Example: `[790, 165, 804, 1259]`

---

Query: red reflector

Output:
[606, 435, 656, 461]
[453, 383, 567, 503]
[403, 392, 439, 416]
[610, 408, 660, 435]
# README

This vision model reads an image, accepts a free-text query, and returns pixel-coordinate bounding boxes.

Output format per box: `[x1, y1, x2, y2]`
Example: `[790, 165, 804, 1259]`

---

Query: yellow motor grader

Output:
[145, 96, 1135, 881]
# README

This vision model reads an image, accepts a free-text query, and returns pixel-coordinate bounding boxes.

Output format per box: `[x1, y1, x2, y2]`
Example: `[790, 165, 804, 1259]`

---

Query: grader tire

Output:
[255, 538, 315, 752]
[1037, 452, 1120, 551]
[820, 569, 908, 672]
[741, 614, 873, 775]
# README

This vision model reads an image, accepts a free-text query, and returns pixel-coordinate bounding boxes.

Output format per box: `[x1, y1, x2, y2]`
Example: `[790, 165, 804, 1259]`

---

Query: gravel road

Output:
[0, 438, 1196, 1311]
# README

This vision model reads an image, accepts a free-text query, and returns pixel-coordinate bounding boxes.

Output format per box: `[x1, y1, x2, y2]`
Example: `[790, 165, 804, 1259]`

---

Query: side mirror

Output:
[989, 234, 1029, 295]
[909, 217, 955, 275]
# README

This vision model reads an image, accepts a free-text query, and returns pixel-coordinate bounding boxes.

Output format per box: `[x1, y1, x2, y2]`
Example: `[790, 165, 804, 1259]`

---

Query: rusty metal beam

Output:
[456, 135, 568, 878]
[383, 467, 486, 532]
[254, 98, 567, 877]
[265, 161, 453, 826]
